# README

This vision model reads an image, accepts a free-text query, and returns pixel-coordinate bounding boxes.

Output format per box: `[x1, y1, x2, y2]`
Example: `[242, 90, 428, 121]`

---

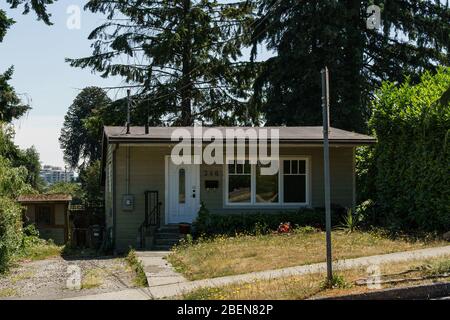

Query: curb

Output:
[316, 282, 450, 300]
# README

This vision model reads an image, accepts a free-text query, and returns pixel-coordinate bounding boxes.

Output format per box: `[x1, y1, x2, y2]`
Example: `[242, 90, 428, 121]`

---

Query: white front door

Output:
[168, 160, 200, 224]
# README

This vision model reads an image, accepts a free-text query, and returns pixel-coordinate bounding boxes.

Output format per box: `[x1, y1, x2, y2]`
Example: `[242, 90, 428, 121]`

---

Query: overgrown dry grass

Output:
[81, 268, 104, 289]
[16, 242, 63, 262]
[168, 229, 446, 280]
[182, 255, 450, 300]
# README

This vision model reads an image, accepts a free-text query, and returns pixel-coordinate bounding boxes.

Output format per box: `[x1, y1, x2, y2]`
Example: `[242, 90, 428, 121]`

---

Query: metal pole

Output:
[126, 89, 131, 134]
[321, 66, 333, 282]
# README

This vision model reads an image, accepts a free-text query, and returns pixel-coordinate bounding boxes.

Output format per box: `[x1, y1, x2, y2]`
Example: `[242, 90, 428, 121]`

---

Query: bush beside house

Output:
[0, 156, 35, 272]
[193, 202, 346, 236]
[359, 68, 450, 232]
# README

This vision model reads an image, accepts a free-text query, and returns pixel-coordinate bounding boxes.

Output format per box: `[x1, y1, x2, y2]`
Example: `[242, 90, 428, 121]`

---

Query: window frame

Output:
[35, 205, 54, 226]
[224, 156, 311, 207]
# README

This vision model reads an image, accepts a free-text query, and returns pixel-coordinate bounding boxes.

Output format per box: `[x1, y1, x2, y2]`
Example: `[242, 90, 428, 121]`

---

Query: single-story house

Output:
[101, 126, 376, 251]
[18, 194, 72, 245]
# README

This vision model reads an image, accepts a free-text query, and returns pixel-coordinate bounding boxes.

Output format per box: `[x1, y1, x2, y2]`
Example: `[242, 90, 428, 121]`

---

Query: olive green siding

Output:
[200, 147, 354, 214]
[108, 145, 355, 251]
[113, 145, 170, 252]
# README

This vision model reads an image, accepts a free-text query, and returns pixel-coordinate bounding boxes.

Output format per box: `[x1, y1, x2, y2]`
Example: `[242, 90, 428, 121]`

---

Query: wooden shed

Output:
[17, 194, 72, 245]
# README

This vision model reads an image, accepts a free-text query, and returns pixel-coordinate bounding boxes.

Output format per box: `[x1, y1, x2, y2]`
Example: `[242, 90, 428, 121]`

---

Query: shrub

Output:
[192, 205, 346, 237]
[125, 249, 148, 287]
[364, 68, 450, 232]
[0, 197, 23, 273]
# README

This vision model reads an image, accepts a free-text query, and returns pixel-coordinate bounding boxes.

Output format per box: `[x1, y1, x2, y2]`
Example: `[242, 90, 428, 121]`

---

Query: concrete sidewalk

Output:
[66, 245, 450, 300]
[135, 251, 188, 287]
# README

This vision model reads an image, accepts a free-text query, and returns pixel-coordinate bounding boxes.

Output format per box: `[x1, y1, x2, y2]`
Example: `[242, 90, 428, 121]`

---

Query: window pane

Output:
[228, 163, 235, 174]
[256, 165, 279, 203]
[236, 163, 243, 174]
[298, 160, 306, 174]
[243, 162, 251, 174]
[291, 160, 298, 174]
[179, 168, 185, 203]
[283, 175, 306, 203]
[36, 206, 52, 225]
[283, 160, 290, 174]
[228, 175, 251, 203]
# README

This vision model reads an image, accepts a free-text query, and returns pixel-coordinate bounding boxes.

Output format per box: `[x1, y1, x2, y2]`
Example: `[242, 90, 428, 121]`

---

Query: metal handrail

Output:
[139, 191, 161, 248]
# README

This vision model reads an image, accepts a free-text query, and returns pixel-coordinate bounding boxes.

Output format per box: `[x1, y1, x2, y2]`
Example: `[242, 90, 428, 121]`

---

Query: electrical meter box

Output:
[122, 194, 134, 211]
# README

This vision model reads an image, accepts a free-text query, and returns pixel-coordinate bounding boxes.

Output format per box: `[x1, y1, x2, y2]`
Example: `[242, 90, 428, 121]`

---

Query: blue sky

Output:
[1, 1, 271, 168]
[1, 1, 125, 167]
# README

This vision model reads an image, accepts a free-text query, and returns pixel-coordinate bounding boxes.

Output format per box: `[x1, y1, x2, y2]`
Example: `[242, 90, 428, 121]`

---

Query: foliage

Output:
[0, 197, 22, 273]
[125, 249, 148, 287]
[292, 225, 319, 235]
[338, 208, 364, 233]
[45, 181, 83, 200]
[12, 146, 42, 190]
[320, 274, 351, 290]
[364, 67, 450, 232]
[5, 0, 56, 25]
[79, 160, 102, 204]
[251, 1, 450, 131]
[192, 204, 346, 236]
[60, 87, 112, 169]
[67, 0, 258, 126]
[0, 67, 30, 123]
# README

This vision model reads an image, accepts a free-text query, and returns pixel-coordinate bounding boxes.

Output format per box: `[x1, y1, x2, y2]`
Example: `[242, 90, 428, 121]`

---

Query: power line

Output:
[135, 0, 284, 105]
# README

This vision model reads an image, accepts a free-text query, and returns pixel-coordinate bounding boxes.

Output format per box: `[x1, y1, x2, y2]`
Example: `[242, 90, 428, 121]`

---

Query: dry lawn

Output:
[168, 230, 446, 280]
[182, 255, 450, 300]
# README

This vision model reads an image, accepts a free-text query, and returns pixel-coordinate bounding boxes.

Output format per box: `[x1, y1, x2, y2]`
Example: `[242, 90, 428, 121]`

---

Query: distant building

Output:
[40, 165, 75, 185]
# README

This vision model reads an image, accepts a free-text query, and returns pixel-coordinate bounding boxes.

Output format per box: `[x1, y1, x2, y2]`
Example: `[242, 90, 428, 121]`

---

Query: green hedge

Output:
[193, 203, 346, 236]
[364, 67, 450, 232]
[0, 197, 23, 273]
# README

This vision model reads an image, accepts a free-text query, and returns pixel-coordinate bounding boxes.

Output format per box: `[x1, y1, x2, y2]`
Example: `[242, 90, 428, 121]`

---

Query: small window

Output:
[283, 160, 307, 203]
[179, 168, 186, 204]
[36, 206, 53, 226]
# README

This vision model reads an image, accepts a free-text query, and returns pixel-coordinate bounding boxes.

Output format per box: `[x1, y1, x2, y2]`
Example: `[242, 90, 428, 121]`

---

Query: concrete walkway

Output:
[66, 245, 450, 300]
[135, 251, 188, 286]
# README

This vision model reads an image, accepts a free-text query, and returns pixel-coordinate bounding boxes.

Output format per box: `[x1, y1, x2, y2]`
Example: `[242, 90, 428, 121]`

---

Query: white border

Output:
[223, 156, 311, 208]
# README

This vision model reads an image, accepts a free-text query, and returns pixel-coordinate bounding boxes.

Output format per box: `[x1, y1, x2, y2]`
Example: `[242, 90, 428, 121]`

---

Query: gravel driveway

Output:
[0, 256, 137, 300]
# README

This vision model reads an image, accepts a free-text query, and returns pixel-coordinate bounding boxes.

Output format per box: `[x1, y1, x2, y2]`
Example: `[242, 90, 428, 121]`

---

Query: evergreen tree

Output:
[60, 87, 112, 169]
[251, 0, 450, 131]
[0, 67, 30, 122]
[67, 0, 258, 126]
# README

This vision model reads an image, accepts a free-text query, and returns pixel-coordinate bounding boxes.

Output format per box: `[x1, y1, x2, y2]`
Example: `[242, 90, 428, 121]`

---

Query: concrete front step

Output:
[157, 225, 181, 233]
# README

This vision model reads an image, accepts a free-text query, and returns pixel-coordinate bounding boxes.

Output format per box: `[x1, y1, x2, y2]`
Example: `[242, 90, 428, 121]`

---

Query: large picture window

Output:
[225, 158, 309, 206]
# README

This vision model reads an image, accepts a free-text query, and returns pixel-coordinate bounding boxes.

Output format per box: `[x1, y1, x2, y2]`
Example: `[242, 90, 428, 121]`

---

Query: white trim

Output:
[223, 156, 311, 208]
[165, 157, 201, 224]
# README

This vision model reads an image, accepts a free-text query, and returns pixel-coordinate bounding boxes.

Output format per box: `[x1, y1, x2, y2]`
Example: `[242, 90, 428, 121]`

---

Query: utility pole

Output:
[321, 66, 333, 282]
[126, 89, 131, 134]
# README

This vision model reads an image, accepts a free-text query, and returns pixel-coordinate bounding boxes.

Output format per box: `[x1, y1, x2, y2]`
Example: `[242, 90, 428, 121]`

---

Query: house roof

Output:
[17, 194, 72, 203]
[104, 126, 376, 145]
